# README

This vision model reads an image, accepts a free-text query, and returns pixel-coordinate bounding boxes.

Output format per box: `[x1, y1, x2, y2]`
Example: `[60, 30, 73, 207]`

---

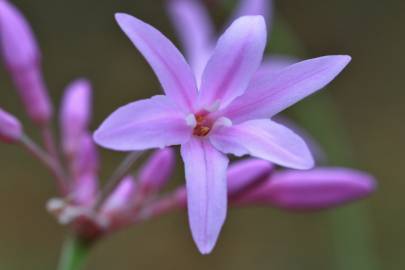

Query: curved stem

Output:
[20, 134, 69, 194]
[58, 235, 91, 270]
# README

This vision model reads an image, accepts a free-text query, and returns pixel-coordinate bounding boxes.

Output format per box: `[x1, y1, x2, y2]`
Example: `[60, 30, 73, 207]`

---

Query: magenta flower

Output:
[0, 0, 52, 125]
[235, 167, 376, 210]
[94, 13, 350, 253]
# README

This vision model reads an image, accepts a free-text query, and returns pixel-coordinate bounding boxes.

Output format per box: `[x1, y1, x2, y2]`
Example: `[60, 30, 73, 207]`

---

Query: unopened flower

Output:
[137, 148, 175, 196]
[101, 176, 137, 217]
[0, 107, 23, 143]
[236, 168, 376, 210]
[94, 14, 350, 253]
[0, 0, 52, 125]
[60, 79, 92, 156]
[70, 134, 99, 206]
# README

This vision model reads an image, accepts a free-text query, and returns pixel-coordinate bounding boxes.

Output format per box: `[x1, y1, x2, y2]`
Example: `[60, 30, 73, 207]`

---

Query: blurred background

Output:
[0, 0, 404, 269]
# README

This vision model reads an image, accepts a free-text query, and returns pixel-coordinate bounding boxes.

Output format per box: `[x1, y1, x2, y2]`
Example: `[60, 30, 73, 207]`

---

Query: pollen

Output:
[193, 114, 211, 137]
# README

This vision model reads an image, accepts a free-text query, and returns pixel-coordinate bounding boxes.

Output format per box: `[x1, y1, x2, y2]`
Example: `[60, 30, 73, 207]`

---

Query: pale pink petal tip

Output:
[138, 148, 175, 195]
[240, 168, 376, 210]
[0, 107, 23, 143]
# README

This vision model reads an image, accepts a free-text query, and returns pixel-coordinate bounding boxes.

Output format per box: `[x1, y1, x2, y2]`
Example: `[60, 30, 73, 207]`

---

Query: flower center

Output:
[193, 114, 211, 137]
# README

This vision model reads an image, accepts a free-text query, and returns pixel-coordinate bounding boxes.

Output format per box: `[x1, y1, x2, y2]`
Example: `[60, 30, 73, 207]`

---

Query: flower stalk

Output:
[57, 235, 91, 270]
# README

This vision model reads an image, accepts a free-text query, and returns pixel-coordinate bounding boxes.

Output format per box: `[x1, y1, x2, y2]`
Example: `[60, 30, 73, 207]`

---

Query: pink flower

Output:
[94, 13, 350, 253]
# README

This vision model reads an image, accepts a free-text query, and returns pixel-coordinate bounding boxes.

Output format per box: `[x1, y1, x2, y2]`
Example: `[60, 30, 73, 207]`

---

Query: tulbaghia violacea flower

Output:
[167, 0, 295, 86]
[0, 0, 52, 125]
[94, 13, 351, 253]
[0, 107, 22, 143]
[235, 167, 376, 210]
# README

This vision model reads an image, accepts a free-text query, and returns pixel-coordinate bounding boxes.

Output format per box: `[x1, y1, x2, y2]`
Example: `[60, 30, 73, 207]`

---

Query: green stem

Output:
[57, 235, 91, 270]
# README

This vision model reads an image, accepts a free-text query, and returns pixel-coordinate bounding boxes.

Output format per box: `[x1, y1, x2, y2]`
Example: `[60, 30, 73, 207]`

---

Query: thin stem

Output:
[20, 134, 68, 194]
[41, 125, 60, 161]
[58, 235, 91, 270]
[93, 151, 143, 210]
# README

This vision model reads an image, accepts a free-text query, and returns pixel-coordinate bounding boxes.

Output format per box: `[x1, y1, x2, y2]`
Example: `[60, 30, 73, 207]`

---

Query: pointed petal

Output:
[223, 55, 351, 123]
[166, 0, 214, 85]
[94, 95, 192, 151]
[0, 107, 22, 143]
[238, 168, 376, 210]
[198, 16, 267, 109]
[210, 119, 314, 170]
[180, 138, 229, 254]
[115, 13, 197, 111]
[253, 55, 298, 81]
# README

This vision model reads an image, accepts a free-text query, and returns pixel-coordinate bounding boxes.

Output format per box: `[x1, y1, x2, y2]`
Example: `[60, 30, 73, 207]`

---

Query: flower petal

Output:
[253, 55, 298, 81]
[166, 0, 214, 85]
[115, 13, 198, 111]
[238, 168, 376, 210]
[180, 138, 229, 254]
[222, 55, 351, 123]
[210, 119, 314, 169]
[94, 95, 192, 151]
[198, 16, 267, 110]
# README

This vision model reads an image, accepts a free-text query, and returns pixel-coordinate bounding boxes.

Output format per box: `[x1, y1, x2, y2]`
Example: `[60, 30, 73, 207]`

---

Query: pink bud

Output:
[138, 148, 175, 195]
[237, 167, 376, 210]
[0, 0, 52, 125]
[101, 176, 137, 216]
[71, 133, 99, 177]
[0, 107, 22, 143]
[71, 173, 98, 206]
[70, 134, 99, 206]
[60, 79, 92, 156]
[227, 159, 274, 196]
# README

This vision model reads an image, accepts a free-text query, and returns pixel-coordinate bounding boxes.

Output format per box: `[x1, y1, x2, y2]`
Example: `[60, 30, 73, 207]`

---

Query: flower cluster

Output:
[0, 0, 376, 257]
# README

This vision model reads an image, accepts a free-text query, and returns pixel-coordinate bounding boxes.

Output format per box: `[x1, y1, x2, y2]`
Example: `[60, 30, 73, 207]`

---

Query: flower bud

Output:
[0, 107, 22, 143]
[60, 79, 92, 156]
[0, 0, 52, 124]
[227, 159, 273, 196]
[138, 148, 175, 195]
[71, 133, 99, 177]
[237, 167, 376, 210]
[101, 176, 137, 216]
[70, 134, 99, 206]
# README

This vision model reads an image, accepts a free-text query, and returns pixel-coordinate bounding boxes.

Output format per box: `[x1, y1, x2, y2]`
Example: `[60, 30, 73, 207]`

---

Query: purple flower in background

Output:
[235, 167, 376, 210]
[0, 0, 52, 125]
[167, 0, 295, 85]
[94, 13, 351, 253]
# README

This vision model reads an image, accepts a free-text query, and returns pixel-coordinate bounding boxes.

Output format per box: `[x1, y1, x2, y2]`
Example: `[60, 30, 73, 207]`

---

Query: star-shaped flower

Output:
[94, 13, 351, 254]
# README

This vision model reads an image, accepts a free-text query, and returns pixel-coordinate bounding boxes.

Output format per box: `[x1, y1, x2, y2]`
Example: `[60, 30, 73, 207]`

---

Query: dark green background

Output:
[0, 0, 403, 269]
